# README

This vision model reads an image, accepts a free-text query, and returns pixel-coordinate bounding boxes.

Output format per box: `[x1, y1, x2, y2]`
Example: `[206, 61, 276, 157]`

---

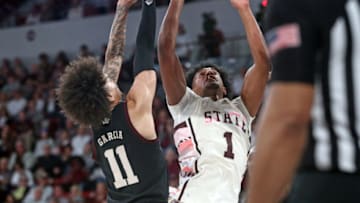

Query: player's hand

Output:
[118, 0, 137, 9]
[230, 0, 250, 10]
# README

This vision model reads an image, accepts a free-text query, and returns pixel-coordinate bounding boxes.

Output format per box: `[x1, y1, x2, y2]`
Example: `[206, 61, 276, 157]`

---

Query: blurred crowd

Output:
[0, 0, 199, 28]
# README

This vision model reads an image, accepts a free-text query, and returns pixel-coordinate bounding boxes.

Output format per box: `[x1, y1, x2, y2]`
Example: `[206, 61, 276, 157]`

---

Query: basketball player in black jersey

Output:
[248, 0, 360, 203]
[57, 0, 168, 202]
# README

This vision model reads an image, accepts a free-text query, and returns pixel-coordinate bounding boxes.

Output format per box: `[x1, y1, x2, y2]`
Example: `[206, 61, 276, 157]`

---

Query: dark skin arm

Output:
[158, 0, 187, 105]
[247, 83, 313, 203]
[231, 0, 271, 116]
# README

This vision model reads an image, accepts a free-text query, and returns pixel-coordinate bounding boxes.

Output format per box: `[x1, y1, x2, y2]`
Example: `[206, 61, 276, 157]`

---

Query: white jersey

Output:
[168, 88, 253, 203]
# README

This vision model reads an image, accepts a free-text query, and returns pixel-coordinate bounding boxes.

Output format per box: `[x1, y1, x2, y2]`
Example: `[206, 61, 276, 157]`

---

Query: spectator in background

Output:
[51, 185, 69, 203]
[6, 90, 27, 117]
[86, 181, 107, 203]
[0, 157, 11, 201]
[8, 139, 35, 171]
[23, 185, 47, 203]
[0, 93, 7, 110]
[198, 12, 224, 62]
[16, 110, 34, 138]
[4, 194, 15, 203]
[88, 0, 111, 15]
[53, 0, 70, 20]
[164, 147, 180, 188]
[78, 44, 93, 57]
[52, 51, 69, 82]
[71, 126, 91, 156]
[33, 144, 64, 179]
[23, 168, 53, 203]
[13, 58, 28, 84]
[68, 184, 84, 203]
[37, 53, 52, 85]
[58, 144, 73, 171]
[26, 4, 41, 25]
[10, 161, 34, 188]
[2, 75, 20, 95]
[39, 0, 56, 22]
[0, 107, 8, 128]
[25, 99, 43, 132]
[67, 0, 84, 20]
[33, 129, 55, 157]
[60, 156, 88, 186]
[55, 128, 71, 147]
[155, 108, 170, 140]
[11, 174, 30, 202]
[82, 141, 95, 170]
[0, 120, 18, 156]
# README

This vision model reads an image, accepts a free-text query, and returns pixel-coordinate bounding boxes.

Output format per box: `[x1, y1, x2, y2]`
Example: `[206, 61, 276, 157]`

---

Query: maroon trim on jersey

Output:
[91, 140, 97, 161]
[123, 102, 158, 143]
[178, 180, 189, 201]
[174, 121, 187, 131]
[188, 118, 201, 155]
[194, 160, 199, 174]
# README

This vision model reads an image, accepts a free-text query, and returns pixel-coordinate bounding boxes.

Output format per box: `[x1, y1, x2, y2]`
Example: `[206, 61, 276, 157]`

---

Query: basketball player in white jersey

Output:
[158, 0, 270, 202]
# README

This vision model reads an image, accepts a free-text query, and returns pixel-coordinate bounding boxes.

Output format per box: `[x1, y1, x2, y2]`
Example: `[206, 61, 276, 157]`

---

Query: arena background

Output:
[0, 0, 265, 202]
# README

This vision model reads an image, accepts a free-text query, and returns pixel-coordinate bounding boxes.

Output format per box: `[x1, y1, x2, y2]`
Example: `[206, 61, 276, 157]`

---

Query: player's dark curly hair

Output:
[186, 63, 232, 98]
[56, 57, 111, 127]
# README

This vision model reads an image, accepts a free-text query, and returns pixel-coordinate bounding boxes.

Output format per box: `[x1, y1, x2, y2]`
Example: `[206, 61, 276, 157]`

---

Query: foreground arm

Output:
[103, 0, 135, 82]
[158, 0, 187, 105]
[247, 84, 313, 203]
[247, 0, 318, 202]
[231, 0, 271, 116]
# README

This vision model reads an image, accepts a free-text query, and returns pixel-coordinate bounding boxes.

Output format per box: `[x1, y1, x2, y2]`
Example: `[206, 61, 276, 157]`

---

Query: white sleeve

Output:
[167, 87, 201, 126]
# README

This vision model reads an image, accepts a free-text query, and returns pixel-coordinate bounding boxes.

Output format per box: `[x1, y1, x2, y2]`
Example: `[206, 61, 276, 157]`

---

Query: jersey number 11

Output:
[104, 145, 139, 189]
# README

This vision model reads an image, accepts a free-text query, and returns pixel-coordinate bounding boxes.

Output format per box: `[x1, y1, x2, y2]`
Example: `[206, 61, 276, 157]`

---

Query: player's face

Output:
[192, 67, 226, 96]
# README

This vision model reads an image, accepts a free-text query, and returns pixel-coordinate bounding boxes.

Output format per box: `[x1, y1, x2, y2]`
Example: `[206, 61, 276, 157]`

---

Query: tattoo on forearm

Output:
[104, 5, 128, 82]
[104, 58, 122, 82]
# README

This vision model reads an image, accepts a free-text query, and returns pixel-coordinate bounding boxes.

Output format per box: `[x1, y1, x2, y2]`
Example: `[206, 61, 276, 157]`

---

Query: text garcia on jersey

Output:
[97, 130, 123, 147]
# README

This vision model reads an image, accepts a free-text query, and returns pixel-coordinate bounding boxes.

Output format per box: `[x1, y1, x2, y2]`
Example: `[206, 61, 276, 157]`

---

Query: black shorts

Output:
[284, 171, 360, 203]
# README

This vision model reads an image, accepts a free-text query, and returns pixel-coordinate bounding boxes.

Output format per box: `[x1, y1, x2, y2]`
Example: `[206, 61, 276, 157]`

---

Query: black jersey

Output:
[92, 102, 168, 202]
[266, 0, 360, 174]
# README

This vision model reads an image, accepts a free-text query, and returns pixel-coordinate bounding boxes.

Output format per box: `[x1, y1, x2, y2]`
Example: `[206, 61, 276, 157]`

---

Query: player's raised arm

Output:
[158, 0, 187, 105]
[231, 0, 271, 116]
[103, 0, 136, 83]
[126, 0, 157, 137]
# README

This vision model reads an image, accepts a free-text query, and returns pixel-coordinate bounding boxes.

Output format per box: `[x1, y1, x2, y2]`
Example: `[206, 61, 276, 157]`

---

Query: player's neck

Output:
[202, 89, 223, 101]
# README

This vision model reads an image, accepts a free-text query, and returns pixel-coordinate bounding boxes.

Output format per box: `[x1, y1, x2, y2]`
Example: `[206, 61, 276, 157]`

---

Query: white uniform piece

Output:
[168, 88, 253, 203]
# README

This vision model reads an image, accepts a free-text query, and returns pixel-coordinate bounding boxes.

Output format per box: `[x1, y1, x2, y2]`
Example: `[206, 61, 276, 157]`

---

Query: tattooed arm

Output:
[103, 0, 136, 82]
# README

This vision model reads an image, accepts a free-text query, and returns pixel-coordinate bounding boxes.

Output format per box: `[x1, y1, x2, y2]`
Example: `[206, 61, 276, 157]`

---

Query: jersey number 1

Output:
[104, 146, 139, 189]
[224, 132, 234, 159]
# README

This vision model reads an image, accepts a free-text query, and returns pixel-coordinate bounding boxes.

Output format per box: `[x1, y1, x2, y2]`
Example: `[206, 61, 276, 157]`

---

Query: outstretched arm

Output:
[128, 0, 157, 111]
[158, 0, 187, 105]
[231, 0, 271, 116]
[103, 0, 136, 82]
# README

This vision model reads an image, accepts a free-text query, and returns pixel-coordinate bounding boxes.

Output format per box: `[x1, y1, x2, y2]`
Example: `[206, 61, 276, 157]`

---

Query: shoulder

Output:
[168, 87, 201, 108]
[231, 96, 254, 122]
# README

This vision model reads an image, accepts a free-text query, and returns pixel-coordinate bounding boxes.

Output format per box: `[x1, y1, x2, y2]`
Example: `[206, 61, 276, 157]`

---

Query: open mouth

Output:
[206, 75, 217, 82]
